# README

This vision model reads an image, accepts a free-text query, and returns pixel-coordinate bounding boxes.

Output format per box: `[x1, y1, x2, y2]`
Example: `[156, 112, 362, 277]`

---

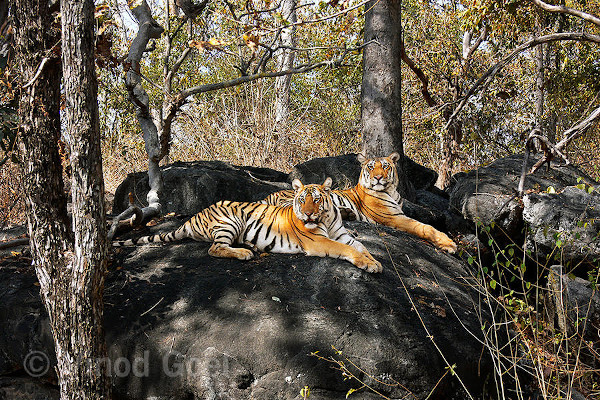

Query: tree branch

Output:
[444, 32, 600, 133]
[400, 38, 436, 107]
[556, 103, 600, 151]
[531, 0, 600, 27]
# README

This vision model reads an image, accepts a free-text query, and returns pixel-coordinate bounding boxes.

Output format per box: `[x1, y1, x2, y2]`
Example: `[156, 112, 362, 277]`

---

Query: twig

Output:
[140, 296, 164, 316]
[23, 57, 50, 89]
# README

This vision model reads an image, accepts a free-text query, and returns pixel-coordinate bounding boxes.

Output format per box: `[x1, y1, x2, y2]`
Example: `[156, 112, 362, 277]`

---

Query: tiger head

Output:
[292, 177, 333, 229]
[357, 152, 400, 192]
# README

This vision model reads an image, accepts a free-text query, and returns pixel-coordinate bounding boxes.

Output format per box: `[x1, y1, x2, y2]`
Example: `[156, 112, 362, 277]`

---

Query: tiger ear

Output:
[292, 179, 303, 192]
[357, 152, 368, 165]
[322, 177, 332, 191]
[389, 152, 400, 162]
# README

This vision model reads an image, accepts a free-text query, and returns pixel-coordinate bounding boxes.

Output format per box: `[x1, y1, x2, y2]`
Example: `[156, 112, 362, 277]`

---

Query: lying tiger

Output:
[262, 152, 457, 253]
[114, 177, 382, 273]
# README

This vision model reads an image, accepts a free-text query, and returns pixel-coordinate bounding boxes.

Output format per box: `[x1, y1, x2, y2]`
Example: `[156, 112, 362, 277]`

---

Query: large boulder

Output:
[114, 156, 460, 233]
[523, 186, 600, 262]
[448, 154, 598, 237]
[113, 161, 289, 215]
[0, 220, 492, 399]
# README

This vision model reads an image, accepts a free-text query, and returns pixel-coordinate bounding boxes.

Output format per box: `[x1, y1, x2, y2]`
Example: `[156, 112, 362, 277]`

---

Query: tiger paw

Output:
[233, 248, 255, 260]
[356, 254, 382, 273]
[436, 234, 457, 254]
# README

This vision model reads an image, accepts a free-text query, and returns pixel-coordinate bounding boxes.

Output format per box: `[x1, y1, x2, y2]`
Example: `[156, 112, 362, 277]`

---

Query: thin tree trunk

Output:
[14, 0, 112, 397]
[60, 0, 112, 396]
[361, 0, 411, 197]
[14, 0, 71, 271]
[274, 0, 297, 131]
[125, 1, 165, 218]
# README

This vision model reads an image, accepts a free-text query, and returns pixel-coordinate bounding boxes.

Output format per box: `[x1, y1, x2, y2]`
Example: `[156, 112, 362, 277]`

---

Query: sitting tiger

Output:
[262, 153, 457, 253]
[114, 177, 382, 273]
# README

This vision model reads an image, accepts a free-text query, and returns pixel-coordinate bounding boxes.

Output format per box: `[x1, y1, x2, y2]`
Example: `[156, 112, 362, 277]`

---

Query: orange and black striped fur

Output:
[114, 178, 382, 272]
[262, 153, 457, 253]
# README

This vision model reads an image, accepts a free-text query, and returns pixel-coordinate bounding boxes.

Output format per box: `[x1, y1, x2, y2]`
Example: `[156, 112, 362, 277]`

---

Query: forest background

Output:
[1, 0, 599, 227]
[1, 0, 600, 398]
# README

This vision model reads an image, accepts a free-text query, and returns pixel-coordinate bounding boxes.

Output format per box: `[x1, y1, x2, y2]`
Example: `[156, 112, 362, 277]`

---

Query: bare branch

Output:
[177, 41, 372, 103]
[531, 0, 600, 27]
[444, 32, 600, 132]
[400, 38, 436, 107]
[464, 25, 488, 61]
[556, 103, 600, 151]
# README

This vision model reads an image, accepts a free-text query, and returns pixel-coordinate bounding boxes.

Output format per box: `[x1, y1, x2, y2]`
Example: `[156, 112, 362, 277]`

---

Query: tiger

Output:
[261, 152, 458, 253]
[114, 177, 382, 273]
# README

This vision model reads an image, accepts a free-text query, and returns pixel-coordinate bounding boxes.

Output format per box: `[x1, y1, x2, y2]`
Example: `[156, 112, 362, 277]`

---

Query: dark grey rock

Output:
[0, 377, 59, 400]
[0, 259, 55, 378]
[523, 186, 600, 261]
[113, 161, 289, 216]
[448, 154, 597, 236]
[548, 266, 600, 339]
[0, 220, 492, 400]
[106, 219, 491, 400]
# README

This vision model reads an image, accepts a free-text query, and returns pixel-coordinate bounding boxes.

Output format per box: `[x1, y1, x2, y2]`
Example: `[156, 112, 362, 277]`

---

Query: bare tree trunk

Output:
[361, 0, 411, 197]
[14, 0, 112, 397]
[125, 1, 165, 218]
[274, 0, 297, 131]
[60, 0, 112, 396]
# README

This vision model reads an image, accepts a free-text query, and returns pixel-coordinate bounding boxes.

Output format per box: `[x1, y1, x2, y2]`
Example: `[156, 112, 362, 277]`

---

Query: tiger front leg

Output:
[304, 238, 382, 273]
[331, 227, 381, 267]
[208, 230, 254, 260]
[387, 215, 457, 253]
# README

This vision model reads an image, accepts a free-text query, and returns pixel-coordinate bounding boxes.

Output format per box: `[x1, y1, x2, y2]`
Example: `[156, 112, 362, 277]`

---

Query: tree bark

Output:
[274, 0, 297, 131]
[60, 0, 112, 396]
[361, 0, 411, 197]
[14, 0, 112, 398]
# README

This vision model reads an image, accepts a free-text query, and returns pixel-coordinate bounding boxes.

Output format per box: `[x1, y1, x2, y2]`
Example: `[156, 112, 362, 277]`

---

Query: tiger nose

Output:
[374, 175, 383, 180]
[305, 211, 313, 217]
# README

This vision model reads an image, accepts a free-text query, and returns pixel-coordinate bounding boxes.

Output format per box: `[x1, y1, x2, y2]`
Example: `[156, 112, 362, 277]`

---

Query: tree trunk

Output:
[274, 0, 297, 131]
[14, 0, 112, 397]
[436, 106, 462, 189]
[60, 0, 112, 396]
[361, 0, 411, 197]
[125, 1, 164, 218]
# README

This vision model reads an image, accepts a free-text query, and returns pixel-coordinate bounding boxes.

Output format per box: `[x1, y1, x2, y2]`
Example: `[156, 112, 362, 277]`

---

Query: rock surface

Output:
[548, 266, 600, 340]
[0, 219, 491, 400]
[113, 161, 289, 215]
[448, 154, 597, 236]
[523, 186, 600, 262]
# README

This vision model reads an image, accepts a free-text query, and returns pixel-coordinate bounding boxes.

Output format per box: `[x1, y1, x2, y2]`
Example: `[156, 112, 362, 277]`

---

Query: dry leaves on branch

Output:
[189, 38, 229, 52]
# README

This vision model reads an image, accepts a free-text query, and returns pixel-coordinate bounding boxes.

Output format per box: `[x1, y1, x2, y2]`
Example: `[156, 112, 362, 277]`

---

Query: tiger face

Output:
[357, 152, 400, 191]
[292, 177, 333, 229]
